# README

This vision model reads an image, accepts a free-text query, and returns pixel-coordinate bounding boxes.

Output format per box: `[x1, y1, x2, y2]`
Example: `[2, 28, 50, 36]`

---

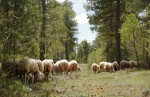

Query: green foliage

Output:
[87, 48, 106, 69]
[0, 73, 28, 97]
[0, 0, 78, 61]
[77, 40, 93, 63]
[85, 0, 123, 63]
[0, 0, 41, 61]
[85, 0, 150, 65]
[120, 14, 144, 60]
[145, 4, 150, 58]
[81, 40, 91, 63]
[124, 0, 150, 14]
[46, 40, 65, 61]
[44, 0, 78, 61]
[77, 45, 84, 63]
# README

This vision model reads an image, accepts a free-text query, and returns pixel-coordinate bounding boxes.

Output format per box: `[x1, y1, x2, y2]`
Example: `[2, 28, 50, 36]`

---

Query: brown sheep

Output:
[138, 61, 147, 69]
[56, 59, 69, 75]
[120, 60, 131, 70]
[112, 61, 119, 71]
[42, 59, 54, 81]
[91, 63, 99, 73]
[68, 60, 78, 73]
[130, 61, 138, 69]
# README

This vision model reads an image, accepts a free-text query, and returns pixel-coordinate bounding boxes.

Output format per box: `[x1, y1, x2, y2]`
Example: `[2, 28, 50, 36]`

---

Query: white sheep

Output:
[23, 57, 44, 83]
[99, 62, 114, 73]
[105, 62, 114, 73]
[35, 59, 44, 73]
[77, 66, 82, 72]
[68, 60, 78, 73]
[99, 62, 108, 71]
[91, 63, 99, 73]
[42, 59, 54, 81]
[55, 59, 69, 75]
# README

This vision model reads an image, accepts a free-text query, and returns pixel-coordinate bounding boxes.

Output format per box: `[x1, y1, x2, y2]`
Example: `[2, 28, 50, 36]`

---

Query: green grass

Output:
[1, 64, 150, 97]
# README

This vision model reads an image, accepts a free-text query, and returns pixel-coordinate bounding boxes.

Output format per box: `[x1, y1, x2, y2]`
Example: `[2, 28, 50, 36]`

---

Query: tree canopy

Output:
[0, 0, 78, 62]
[85, 0, 150, 68]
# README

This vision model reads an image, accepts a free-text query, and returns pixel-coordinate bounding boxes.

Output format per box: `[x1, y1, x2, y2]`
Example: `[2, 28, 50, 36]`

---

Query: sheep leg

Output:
[31, 75, 35, 83]
[25, 73, 27, 83]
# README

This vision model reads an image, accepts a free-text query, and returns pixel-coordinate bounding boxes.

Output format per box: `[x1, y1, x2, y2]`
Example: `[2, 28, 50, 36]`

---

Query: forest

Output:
[0, 0, 150, 67]
[0, 0, 150, 96]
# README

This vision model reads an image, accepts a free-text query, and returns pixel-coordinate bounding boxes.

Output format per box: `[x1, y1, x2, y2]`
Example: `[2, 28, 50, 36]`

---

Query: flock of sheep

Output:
[1, 57, 82, 83]
[91, 60, 145, 73]
[0, 57, 147, 84]
[24, 58, 142, 82]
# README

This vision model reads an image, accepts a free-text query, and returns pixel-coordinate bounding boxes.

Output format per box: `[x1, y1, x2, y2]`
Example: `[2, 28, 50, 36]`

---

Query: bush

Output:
[87, 48, 106, 69]
[0, 73, 27, 97]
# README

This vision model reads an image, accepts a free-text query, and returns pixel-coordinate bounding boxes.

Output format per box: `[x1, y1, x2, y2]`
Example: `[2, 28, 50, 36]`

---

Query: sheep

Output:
[99, 62, 107, 72]
[35, 59, 44, 73]
[23, 57, 44, 83]
[52, 63, 59, 74]
[91, 63, 99, 73]
[105, 62, 114, 73]
[77, 66, 82, 72]
[43, 59, 55, 75]
[42, 59, 54, 81]
[130, 61, 138, 69]
[55, 59, 69, 75]
[112, 61, 119, 71]
[120, 60, 131, 70]
[68, 60, 78, 73]
[99, 62, 114, 73]
[138, 61, 147, 69]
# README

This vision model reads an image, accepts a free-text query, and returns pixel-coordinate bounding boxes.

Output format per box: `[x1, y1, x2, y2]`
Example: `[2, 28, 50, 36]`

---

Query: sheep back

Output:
[35, 59, 44, 73]
[57, 60, 69, 74]
[112, 61, 119, 71]
[68, 60, 78, 72]
[120, 60, 131, 70]
[91, 63, 99, 73]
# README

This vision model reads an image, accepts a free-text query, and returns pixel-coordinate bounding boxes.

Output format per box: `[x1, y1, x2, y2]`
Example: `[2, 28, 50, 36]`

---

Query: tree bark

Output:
[115, 0, 121, 65]
[40, 0, 46, 60]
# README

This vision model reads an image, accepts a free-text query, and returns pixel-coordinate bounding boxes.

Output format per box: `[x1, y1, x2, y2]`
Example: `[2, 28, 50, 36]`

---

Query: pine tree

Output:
[0, 0, 41, 60]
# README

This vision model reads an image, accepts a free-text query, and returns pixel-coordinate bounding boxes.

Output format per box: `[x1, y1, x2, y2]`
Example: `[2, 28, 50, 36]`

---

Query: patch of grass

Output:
[0, 64, 150, 97]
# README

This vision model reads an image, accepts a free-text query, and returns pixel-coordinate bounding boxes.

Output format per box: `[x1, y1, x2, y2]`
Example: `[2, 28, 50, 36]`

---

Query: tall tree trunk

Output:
[65, 41, 69, 60]
[115, 0, 121, 65]
[40, 0, 46, 60]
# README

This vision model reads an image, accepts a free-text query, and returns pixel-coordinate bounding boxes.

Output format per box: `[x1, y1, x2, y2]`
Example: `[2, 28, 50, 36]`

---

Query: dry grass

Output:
[26, 64, 150, 97]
